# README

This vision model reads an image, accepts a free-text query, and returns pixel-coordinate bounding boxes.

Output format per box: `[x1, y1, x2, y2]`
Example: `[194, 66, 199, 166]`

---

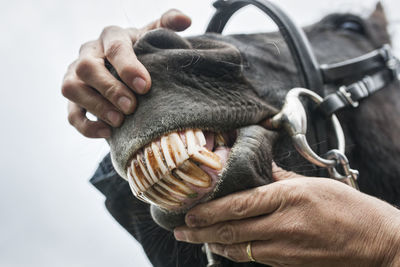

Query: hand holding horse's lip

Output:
[126, 129, 237, 211]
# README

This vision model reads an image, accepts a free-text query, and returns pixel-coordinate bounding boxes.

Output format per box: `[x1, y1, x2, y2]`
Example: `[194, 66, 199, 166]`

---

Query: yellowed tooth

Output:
[169, 132, 189, 166]
[163, 173, 197, 195]
[127, 167, 140, 196]
[144, 143, 169, 183]
[174, 160, 211, 188]
[157, 179, 192, 198]
[215, 132, 227, 147]
[161, 135, 176, 170]
[151, 142, 169, 175]
[144, 188, 181, 207]
[127, 167, 149, 202]
[185, 129, 222, 170]
[130, 159, 150, 191]
[137, 153, 157, 185]
[153, 184, 181, 202]
[191, 147, 222, 170]
[194, 129, 206, 147]
[185, 129, 198, 155]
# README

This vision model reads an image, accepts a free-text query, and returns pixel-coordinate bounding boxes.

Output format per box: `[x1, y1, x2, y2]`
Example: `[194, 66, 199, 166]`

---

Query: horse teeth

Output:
[194, 129, 206, 147]
[160, 135, 176, 170]
[151, 142, 169, 175]
[163, 173, 196, 196]
[127, 167, 140, 196]
[144, 188, 181, 207]
[137, 153, 157, 185]
[144, 143, 169, 183]
[168, 132, 189, 166]
[127, 129, 225, 207]
[158, 175, 196, 198]
[174, 160, 211, 188]
[127, 167, 148, 202]
[185, 129, 222, 170]
[215, 132, 227, 146]
[185, 129, 198, 155]
[191, 147, 222, 170]
[152, 183, 181, 202]
[130, 158, 151, 191]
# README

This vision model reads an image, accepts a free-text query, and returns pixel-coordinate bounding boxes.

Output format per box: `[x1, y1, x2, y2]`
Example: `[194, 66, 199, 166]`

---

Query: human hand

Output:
[62, 9, 191, 138]
[174, 163, 400, 266]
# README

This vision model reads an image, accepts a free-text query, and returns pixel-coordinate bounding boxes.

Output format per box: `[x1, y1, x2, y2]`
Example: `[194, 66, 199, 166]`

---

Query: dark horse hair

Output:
[91, 4, 400, 267]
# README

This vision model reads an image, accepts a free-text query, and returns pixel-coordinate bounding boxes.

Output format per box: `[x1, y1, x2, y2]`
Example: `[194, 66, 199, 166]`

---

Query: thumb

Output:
[271, 161, 304, 181]
[144, 9, 192, 32]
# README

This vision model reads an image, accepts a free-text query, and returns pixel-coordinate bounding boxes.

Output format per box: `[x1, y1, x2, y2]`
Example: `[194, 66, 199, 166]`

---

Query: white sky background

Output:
[0, 0, 398, 266]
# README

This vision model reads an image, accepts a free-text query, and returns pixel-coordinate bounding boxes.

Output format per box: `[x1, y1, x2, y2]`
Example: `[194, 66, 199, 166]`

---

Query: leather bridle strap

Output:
[206, 0, 324, 95]
[206, 0, 328, 170]
[319, 44, 400, 117]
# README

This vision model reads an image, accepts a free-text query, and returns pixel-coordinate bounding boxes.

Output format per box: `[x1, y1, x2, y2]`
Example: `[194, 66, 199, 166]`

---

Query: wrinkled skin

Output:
[96, 5, 400, 267]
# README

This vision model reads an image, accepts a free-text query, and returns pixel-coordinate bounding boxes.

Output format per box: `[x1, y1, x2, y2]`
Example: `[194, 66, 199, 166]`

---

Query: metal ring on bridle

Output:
[269, 88, 345, 168]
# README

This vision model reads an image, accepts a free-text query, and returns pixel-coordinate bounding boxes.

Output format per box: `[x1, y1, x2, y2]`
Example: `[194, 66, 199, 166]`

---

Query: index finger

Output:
[100, 26, 151, 94]
[185, 182, 285, 228]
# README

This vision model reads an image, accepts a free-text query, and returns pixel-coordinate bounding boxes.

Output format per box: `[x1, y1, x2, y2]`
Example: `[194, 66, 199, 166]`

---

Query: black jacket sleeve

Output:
[90, 154, 209, 267]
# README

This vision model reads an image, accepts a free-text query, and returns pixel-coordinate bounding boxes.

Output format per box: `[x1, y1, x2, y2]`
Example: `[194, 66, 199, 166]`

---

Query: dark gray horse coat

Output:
[90, 5, 400, 267]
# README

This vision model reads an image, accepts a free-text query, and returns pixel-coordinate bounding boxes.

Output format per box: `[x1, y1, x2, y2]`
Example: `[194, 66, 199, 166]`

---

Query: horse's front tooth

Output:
[185, 129, 222, 170]
[127, 167, 140, 196]
[194, 129, 206, 147]
[144, 143, 169, 182]
[163, 173, 197, 196]
[191, 147, 222, 170]
[127, 167, 149, 202]
[151, 142, 169, 175]
[169, 132, 189, 166]
[174, 160, 211, 188]
[161, 135, 176, 170]
[185, 129, 198, 156]
[130, 158, 151, 191]
[152, 183, 182, 203]
[144, 188, 181, 207]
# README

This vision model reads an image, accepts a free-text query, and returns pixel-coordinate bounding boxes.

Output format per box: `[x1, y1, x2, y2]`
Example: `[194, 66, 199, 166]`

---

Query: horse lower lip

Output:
[126, 129, 232, 210]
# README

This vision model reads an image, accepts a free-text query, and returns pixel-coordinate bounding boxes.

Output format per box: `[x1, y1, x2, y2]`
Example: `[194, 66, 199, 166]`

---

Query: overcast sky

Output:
[0, 0, 398, 266]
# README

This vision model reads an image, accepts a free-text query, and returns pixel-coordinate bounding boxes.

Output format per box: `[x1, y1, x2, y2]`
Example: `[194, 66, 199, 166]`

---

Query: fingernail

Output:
[174, 230, 186, 241]
[97, 128, 111, 138]
[117, 96, 132, 113]
[107, 111, 121, 126]
[132, 77, 147, 94]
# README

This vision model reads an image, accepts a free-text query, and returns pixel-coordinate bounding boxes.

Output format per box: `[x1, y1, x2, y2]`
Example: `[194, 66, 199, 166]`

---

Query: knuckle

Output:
[223, 246, 243, 262]
[103, 84, 120, 101]
[92, 101, 107, 116]
[119, 65, 137, 80]
[61, 79, 77, 98]
[230, 196, 250, 218]
[105, 40, 126, 60]
[101, 25, 119, 36]
[79, 40, 97, 54]
[216, 223, 236, 244]
[67, 110, 78, 126]
[79, 123, 93, 138]
[75, 57, 97, 79]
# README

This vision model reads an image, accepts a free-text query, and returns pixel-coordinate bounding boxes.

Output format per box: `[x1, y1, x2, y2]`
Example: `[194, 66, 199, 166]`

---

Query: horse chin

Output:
[148, 125, 277, 231]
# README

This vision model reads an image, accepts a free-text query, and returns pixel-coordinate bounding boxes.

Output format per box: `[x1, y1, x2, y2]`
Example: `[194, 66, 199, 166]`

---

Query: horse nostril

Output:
[135, 29, 191, 52]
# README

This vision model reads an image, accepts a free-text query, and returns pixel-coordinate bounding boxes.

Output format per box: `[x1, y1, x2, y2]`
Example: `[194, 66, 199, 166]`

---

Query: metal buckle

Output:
[338, 86, 359, 108]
